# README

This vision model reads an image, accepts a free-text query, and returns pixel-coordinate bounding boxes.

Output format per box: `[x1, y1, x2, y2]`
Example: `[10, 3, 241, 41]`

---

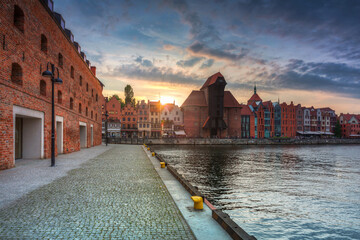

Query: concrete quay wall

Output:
[144, 138, 360, 145]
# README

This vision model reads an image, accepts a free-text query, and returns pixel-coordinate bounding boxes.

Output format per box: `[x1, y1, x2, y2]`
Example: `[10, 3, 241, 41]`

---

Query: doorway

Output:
[79, 122, 87, 148]
[15, 117, 23, 159]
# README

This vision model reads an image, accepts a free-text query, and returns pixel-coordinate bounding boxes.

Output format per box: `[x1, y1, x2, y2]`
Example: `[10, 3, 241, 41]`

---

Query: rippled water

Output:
[152, 145, 360, 240]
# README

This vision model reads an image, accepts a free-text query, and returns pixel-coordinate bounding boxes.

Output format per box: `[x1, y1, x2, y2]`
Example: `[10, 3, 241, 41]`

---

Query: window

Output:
[41, 34, 47, 53]
[14, 5, 24, 33]
[11, 63, 23, 85]
[92, 89, 94, 97]
[91, 111, 93, 119]
[122, 118, 125, 121]
[133, 118, 135, 121]
[79, 75, 82, 86]
[86, 83, 88, 92]
[128, 118, 130, 121]
[70, 98, 74, 109]
[58, 90, 62, 104]
[79, 103, 82, 113]
[86, 107, 88, 116]
[71, 66, 74, 78]
[40, 80, 46, 96]
[58, 53, 63, 68]
[96, 94, 98, 102]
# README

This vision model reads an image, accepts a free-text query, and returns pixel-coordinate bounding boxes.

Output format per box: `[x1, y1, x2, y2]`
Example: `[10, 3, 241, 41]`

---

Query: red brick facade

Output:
[182, 73, 242, 138]
[0, 0, 103, 170]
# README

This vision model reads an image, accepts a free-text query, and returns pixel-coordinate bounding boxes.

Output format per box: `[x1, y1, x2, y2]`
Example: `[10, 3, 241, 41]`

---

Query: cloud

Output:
[176, 57, 204, 68]
[134, 56, 153, 67]
[188, 41, 247, 61]
[163, 44, 176, 50]
[161, 0, 220, 42]
[109, 63, 204, 86]
[200, 59, 214, 69]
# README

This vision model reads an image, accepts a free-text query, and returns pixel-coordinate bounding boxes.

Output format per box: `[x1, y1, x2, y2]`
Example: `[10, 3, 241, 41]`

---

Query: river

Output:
[152, 145, 360, 240]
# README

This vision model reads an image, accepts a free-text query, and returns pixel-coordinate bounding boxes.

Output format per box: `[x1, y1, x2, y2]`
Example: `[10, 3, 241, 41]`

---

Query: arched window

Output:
[86, 107, 88, 116]
[91, 110, 93, 119]
[92, 89, 94, 97]
[96, 94, 98, 102]
[79, 75, 82, 86]
[14, 5, 24, 33]
[58, 90, 62, 104]
[71, 66, 74, 78]
[40, 80, 46, 96]
[79, 103, 82, 113]
[58, 53, 63, 68]
[11, 63, 23, 85]
[86, 83, 88, 92]
[70, 98, 74, 110]
[41, 34, 47, 53]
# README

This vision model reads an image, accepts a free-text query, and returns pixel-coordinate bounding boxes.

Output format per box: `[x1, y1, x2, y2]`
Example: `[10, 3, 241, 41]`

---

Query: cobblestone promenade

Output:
[0, 145, 195, 239]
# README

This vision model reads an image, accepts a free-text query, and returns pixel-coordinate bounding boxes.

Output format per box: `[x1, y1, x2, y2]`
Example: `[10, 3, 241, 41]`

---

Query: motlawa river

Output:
[152, 145, 360, 240]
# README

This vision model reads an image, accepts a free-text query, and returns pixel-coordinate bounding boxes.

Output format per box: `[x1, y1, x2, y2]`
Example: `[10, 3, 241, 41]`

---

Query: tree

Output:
[124, 85, 134, 104]
[334, 120, 342, 138]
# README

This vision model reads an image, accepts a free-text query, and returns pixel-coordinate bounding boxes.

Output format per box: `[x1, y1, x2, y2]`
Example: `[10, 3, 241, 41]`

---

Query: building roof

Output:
[224, 91, 241, 108]
[200, 72, 224, 90]
[181, 91, 207, 107]
[247, 92, 262, 104]
[240, 104, 252, 115]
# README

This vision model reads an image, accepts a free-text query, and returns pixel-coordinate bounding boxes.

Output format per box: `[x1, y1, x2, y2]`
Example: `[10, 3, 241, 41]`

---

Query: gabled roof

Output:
[181, 90, 207, 107]
[200, 72, 224, 90]
[224, 91, 241, 108]
[247, 93, 262, 104]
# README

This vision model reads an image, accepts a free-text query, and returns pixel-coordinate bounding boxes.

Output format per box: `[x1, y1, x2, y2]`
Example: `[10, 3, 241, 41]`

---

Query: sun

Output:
[160, 96, 175, 105]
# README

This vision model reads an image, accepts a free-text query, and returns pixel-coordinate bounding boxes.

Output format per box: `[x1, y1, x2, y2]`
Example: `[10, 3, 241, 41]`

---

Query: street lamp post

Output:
[105, 111, 109, 146]
[42, 62, 63, 167]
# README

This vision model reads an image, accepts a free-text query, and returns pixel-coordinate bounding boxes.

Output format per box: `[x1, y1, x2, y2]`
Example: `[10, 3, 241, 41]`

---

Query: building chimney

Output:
[91, 66, 96, 76]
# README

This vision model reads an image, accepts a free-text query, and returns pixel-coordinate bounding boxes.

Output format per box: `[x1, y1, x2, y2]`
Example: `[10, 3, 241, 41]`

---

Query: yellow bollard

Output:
[147, 147, 150, 151]
[160, 162, 166, 168]
[191, 196, 203, 210]
[152, 152, 155, 156]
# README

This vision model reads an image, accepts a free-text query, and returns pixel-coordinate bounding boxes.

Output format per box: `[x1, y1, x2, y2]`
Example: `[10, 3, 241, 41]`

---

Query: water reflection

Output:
[153, 145, 360, 240]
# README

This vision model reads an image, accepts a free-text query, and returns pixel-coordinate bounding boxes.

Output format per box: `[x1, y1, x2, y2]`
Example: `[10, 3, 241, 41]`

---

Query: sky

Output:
[54, 0, 360, 113]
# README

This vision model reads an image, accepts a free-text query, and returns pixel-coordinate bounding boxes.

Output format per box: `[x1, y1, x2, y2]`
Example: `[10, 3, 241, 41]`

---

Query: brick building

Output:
[280, 102, 296, 137]
[339, 113, 360, 138]
[149, 100, 161, 138]
[121, 103, 138, 138]
[137, 100, 150, 138]
[181, 72, 242, 138]
[0, 0, 104, 170]
[105, 97, 122, 121]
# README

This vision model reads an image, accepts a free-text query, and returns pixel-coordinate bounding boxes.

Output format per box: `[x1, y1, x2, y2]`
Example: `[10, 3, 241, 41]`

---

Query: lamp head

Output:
[54, 78, 63, 84]
[42, 70, 53, 78]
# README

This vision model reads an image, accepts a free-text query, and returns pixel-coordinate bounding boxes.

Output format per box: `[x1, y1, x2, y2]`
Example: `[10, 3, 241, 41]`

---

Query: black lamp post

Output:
[105, 111, 109, 146]
[42, 62, 62, 167]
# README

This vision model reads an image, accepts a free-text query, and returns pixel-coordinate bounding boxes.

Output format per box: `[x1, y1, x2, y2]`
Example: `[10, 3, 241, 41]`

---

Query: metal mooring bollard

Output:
[191, 196, 203, 210]
[152, 152, 155, 156]
[160, 162, 166, 168]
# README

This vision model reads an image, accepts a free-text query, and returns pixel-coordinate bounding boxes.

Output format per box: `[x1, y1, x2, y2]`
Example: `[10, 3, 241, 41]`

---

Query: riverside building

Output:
[0, 0, 104, 170]
[181, 72, 242, 138]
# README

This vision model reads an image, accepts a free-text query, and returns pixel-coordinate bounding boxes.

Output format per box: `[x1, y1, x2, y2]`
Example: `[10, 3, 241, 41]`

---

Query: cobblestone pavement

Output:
[0, 145, 195, 239]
